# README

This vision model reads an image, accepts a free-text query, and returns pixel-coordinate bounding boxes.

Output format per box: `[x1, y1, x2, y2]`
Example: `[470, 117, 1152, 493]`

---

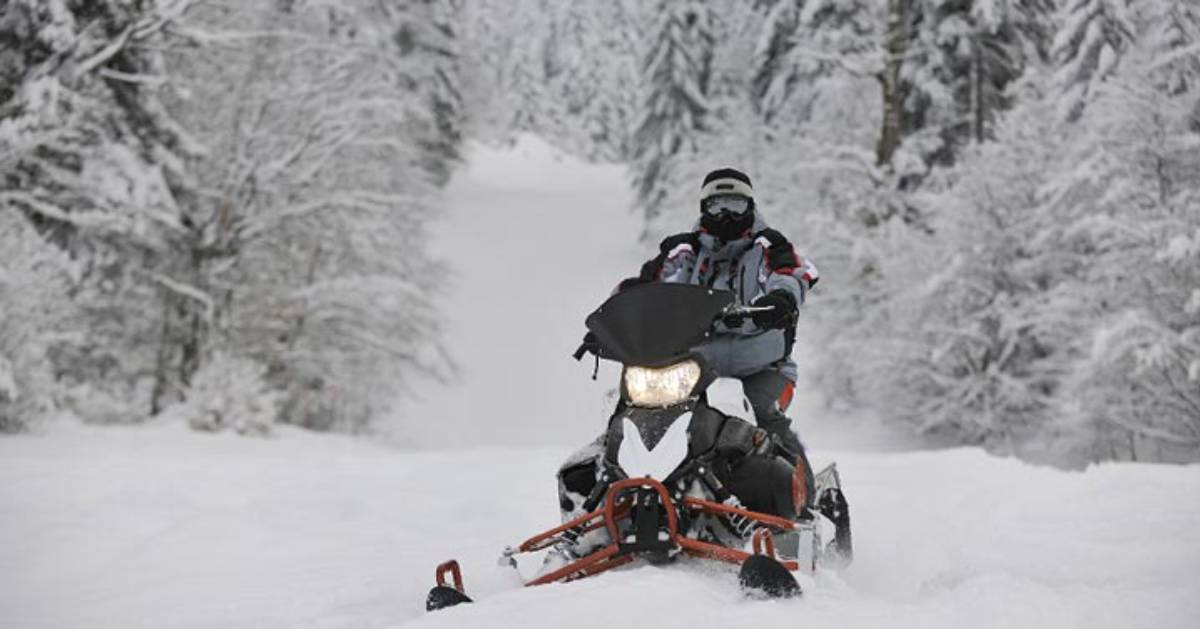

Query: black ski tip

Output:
[739, 554, 801, 599]
[426, 585, 473, 612]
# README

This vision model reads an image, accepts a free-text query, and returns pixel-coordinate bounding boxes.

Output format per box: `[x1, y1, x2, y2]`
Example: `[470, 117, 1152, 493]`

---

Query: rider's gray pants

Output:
[738, 369, 814, 508]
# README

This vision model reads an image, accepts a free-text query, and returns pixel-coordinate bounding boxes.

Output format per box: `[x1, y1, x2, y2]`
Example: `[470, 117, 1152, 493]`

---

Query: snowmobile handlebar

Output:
[724, 303, 776, 315]
[717, 302, 774, 328]
[573, 334, 598, 361]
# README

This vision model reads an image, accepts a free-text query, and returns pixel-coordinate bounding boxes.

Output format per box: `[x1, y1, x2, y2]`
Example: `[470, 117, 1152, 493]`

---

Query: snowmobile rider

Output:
[613, 167, 819, 496]
[549, 167, 844, 570]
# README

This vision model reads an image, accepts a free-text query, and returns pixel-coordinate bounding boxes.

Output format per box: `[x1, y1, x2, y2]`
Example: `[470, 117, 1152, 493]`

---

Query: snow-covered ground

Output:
[3, 138, 1199, 629]
[5, 422, 1198, 629]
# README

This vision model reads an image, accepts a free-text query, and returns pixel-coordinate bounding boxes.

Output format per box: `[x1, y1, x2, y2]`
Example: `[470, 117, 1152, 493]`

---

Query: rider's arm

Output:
[613, 232, 700, 293]
[754, 229, 819, 303]
[750, 229, 817, 331]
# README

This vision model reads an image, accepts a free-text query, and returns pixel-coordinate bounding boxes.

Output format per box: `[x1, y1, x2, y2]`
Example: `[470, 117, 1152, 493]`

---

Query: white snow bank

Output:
[2, 422, 1198, 629]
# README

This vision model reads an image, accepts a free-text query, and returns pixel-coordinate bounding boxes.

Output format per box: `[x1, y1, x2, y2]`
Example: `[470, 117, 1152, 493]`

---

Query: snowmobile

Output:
[425, 283, 852, 611]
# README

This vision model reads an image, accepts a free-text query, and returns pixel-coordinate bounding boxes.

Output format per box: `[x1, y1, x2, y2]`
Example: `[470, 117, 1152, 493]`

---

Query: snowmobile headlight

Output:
[624, 360, 701, 408]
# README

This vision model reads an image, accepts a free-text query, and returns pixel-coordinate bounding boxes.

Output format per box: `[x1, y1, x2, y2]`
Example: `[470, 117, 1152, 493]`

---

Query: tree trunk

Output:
[178, 248, 205, 388]
[971, 35, 985, 143]
[150, 295, 176, 415]
[876, 0, 908, 166]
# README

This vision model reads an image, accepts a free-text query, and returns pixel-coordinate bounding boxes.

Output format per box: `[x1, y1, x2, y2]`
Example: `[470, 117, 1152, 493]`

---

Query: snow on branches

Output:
[2, 0, 460, 433]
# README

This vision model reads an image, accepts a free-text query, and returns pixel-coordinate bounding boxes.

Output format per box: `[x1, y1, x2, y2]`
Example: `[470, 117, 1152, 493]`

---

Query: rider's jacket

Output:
[621, 213, 818, 381]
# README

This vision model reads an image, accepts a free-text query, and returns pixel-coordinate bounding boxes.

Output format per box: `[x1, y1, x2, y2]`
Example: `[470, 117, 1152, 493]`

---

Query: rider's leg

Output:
[724, 452, 797, 520]
[555, 435, 605, 521]
[738, 369, 800, 452]
[739, 369, 815, 509]
[546, 434, 612, 568]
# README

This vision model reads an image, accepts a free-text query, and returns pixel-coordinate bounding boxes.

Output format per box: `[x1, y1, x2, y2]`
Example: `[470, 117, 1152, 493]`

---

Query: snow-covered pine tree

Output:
[1141, 0, 1200, 98]
[743, 1, 918, 411]
[870, 66, 1080, 454]
[1053, 2, 1200, 460]
[746, 0, 927, 227]
[158, 0, 451, 432]
[753, 1, 1052, 169]
[751, 0, 877, 135]
[457, 0, 652, 160]
[1051, 0, 1137, 122]
[904, 0, 1055, 159]
[630, 0, 717, 233]
[0, 0, 202, 424]
[588, 1, 657, 160]
[387, 0, 467, 187]
[455, 0, 512, 141]
[538, 1, 651, 160]
[0, 212, 76, 431]
[480, 0, 557, 139]
[751, 0, 804, 128]
[704, 0, 769, 171]
[808, 0, 1200, 463]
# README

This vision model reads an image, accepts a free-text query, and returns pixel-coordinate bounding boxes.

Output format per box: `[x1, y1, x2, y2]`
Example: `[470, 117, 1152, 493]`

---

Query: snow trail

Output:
[405, 135, 642, 449]
[3, 424, 1198, 629]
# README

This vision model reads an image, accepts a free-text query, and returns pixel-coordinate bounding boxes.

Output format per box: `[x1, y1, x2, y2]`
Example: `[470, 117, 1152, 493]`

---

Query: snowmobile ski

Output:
[739, 554, 801, 598]
[425, 560, 472, 612]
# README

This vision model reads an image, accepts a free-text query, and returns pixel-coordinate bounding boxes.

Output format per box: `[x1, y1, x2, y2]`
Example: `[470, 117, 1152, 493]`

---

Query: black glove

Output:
[817, 487, 850, 529]
[721, 311, 747, 328]
[766, 241, 798, 271]
[755, 228, 797, 271]
[658, 231, 701, 255]
[817, 486, 853, 561]
[750, 290, 797, 330]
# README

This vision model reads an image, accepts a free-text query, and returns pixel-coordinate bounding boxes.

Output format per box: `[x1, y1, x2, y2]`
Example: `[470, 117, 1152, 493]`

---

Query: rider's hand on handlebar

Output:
[750, 291, 797, 330]
[721, 312, 747, 328]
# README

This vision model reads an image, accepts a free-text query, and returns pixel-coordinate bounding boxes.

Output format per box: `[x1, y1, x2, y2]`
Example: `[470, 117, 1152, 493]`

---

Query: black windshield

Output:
[585, 283, 734, 367]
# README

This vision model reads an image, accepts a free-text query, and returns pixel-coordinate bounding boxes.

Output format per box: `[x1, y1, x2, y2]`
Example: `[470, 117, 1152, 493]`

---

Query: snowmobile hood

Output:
[585, 283, 734, 368]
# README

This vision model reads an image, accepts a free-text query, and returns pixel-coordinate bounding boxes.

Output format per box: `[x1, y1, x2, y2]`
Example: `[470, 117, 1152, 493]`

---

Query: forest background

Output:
[2, 0, 1198, 466]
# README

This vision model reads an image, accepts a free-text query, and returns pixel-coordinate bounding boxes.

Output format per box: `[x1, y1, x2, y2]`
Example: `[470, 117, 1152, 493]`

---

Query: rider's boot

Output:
[535, 543, 577, 579]
[817, 486, 853, 564]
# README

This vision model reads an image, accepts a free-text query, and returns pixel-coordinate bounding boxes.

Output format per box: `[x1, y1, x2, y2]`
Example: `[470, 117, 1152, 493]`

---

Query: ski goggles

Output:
[701, 194, 752, 216]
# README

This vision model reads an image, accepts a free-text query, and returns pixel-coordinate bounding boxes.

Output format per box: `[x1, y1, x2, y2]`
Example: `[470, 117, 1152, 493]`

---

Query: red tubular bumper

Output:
[509, 477, 800, 585]
[432, 477, 800, 594]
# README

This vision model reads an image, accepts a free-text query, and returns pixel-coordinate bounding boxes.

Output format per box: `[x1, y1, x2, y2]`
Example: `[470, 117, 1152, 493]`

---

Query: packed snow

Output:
[401, 135, 643, 450]
[5, 423, 1199, 629]
[3, 138, 1199, 629]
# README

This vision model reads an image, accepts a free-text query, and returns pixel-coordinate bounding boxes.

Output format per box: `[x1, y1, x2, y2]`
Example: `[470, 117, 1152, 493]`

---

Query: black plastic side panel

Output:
[686, 403, 726, 458]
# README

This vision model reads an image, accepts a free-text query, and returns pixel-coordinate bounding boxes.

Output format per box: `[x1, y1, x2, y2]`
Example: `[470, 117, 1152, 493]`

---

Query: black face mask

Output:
[700, 209, 755, 242]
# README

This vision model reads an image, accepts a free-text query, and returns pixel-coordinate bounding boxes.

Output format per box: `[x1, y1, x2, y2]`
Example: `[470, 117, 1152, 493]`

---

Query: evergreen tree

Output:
[0, 0, 201, 423]
[630, 0, 716, 230]
[160, 0, 451, 431]
[874, 69, 1076, 453]
[0, 212, 76, 431]
[751, 0, 877, 139]
[905, 0, 1054, 158]
[1054, 3, 1200, 460]
[389, 0, 467, 187]
[1051, 0, 1137, 122]
[543, 1, 650, 160]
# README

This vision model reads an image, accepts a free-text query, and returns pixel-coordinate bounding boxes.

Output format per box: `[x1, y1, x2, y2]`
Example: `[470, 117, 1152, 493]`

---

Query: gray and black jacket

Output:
[618, 214, 819, 381]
